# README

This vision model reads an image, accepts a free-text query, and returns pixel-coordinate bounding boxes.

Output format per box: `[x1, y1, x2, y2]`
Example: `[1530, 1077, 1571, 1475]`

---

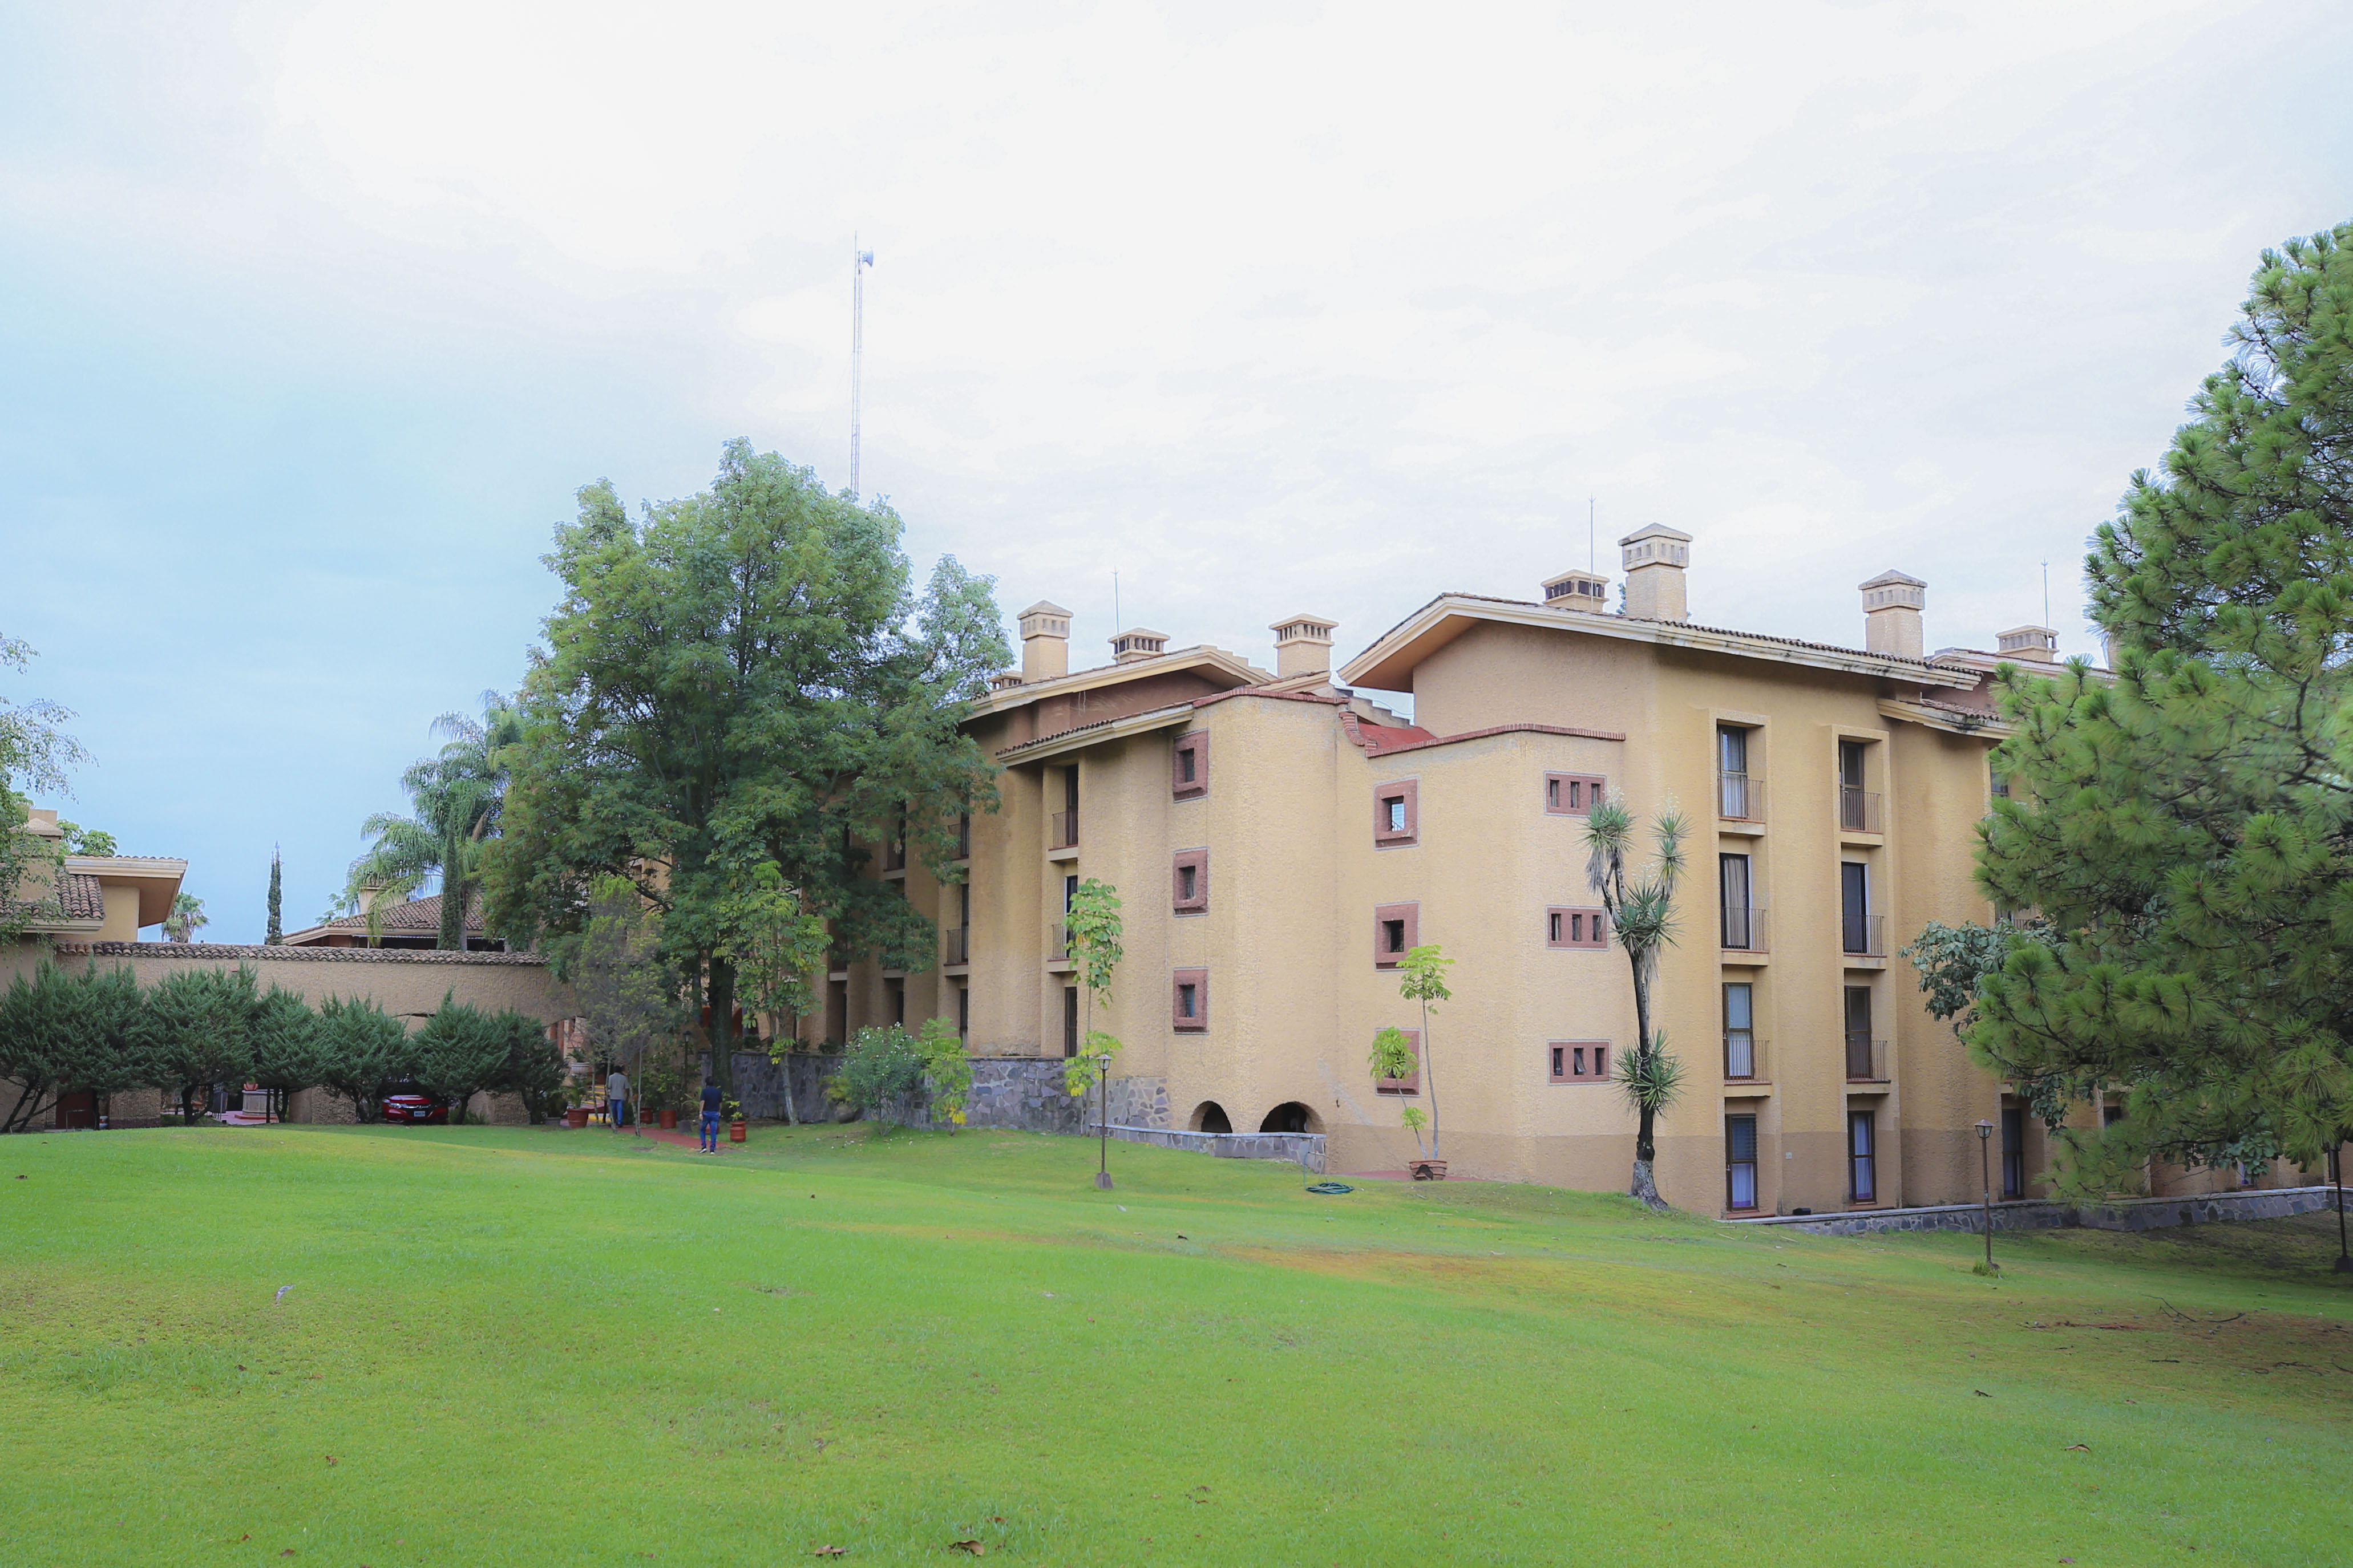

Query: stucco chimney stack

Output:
[1858, 570, 1927, 660]
[1617, 524, 1692, 621]
[1109, 627, 1170, 665]
[1996, 625, 2059, 664]
[1017, 600, 1073, 680]
[1270, 613, 1337, 678]
[1540, 569, 1610, 611]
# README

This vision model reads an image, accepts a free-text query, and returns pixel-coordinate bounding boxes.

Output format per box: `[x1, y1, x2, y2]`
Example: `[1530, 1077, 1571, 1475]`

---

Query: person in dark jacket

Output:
[698, 1078, 724, 1153]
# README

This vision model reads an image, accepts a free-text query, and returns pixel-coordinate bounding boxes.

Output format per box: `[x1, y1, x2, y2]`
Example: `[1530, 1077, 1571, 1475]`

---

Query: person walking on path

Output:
[605, 1065, 629, 1130]
[698, 1077, 724, 1153]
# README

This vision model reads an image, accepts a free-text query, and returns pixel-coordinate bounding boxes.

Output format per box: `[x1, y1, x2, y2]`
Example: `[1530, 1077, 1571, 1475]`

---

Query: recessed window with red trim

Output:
[1171, 967, 1208, 1031]
[1546, 906, 1609, 949]
[1549, 1040, 1611, 1084]
[1545, 772, 1607, 815]
[1172, 732, 1210, 800]
[1172, 849, 1209, 914]
[1373, 778, 1418, 847]
[1373, 902, 1419, 968]
[1375, 1028, 1421, 1095]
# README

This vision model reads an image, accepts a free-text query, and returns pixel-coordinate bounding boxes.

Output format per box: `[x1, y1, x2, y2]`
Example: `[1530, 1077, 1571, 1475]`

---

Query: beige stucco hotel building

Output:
[802, 525, 2120, 1215]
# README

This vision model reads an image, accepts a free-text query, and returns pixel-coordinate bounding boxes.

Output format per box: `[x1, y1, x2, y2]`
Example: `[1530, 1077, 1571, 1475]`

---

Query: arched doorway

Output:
[1191, 1101, 1233, 1135]
[1259, 1101, 1322, 1135]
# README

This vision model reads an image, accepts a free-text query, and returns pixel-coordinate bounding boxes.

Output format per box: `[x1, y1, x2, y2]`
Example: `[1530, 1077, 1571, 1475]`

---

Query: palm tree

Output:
[161, 892, 208, 944]
[343, 693, 523, 950]
[1584, 797, 1689, 1210]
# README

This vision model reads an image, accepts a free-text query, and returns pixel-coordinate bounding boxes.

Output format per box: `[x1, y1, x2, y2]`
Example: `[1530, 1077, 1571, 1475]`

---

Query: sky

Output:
[2, 0, 2350, 941]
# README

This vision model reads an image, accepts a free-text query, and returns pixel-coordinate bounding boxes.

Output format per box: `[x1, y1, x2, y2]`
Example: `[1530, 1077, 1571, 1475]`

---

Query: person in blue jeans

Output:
[698, 1077, 724, 1153]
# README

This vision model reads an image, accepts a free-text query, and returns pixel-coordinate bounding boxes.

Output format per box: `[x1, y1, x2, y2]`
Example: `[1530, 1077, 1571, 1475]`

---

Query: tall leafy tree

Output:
[413, 994, 511, 1124]
[0, 963, 147, 1133]
[246, 986, 322, 1123]
[1584, 797, 1689, 1210]
[1971, 221, 2353, 1194]
[0, 635, 86, 941]
[486, 441, 1009, 1097]
[265, 846, 283, 945]
[344, 693, 524, 950]
[142, 967, 258, 1121]
[312, 996, 413, 1123]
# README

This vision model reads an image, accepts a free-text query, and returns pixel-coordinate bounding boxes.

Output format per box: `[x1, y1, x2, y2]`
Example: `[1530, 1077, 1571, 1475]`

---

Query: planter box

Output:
[729, 1120, 747, 1144]
[563, 1108, 590, 1129]
[659, 1109, 678, 1130]
[1409, 1158, 1449, 1182]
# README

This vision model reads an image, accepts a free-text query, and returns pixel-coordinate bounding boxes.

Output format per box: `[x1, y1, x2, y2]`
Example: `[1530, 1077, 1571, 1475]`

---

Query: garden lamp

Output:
[1974, 1120, 1997, 1275]
[1094, 1053, 1115, 1190]
[2332, 1143, 2350, 1275]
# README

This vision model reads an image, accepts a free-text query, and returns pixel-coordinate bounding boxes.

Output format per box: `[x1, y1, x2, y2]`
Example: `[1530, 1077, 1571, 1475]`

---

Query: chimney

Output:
[1858, 570, 1927, 659]
[1270, 613, 1337, 678]
[1540, 569, 1610, 611]
[1108, 627, 1170, 665]
[1018, 601, 1073, 680]
[1996, 625, 2059, 663]
[1618, 524, 1692, 621]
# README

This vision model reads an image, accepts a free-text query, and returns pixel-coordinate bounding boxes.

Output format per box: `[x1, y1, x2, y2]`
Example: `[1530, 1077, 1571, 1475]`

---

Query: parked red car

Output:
[381, 1081, 449, 1125]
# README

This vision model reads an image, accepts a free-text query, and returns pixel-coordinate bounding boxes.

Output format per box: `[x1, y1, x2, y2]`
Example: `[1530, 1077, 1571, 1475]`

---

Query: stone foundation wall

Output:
[1107, 1124, 1325, 1173]
[1731, 1184, 2349, 1238]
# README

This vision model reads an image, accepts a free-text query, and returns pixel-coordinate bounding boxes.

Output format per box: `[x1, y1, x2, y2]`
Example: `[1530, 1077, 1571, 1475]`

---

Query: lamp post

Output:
[2332, 1142, 2350, 1275]
[1094, 1054, 1115, 1190]
[1974, 1119, 1998, 1275]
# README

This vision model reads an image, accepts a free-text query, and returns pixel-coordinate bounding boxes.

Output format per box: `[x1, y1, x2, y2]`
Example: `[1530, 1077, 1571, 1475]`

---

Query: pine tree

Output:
[265, 845, 283, 945]
[1971, 220, 2353, 1193]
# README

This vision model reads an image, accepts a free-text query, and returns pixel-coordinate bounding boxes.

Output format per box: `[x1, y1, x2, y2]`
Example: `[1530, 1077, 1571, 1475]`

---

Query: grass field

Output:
[2, 1123, 2349, 1567]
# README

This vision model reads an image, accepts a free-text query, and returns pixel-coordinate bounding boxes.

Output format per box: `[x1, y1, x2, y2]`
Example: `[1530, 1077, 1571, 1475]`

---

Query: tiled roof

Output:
[287, 893, 484, 943]
[56, 873, 103, 921]
[52, 942, 547, 966]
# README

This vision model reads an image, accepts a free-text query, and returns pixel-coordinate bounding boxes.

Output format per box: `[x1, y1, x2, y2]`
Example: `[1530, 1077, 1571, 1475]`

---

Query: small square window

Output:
[1172, 732, 1210, 799]
[1179, 865, 1196, 900]
[1385, 797, 1405, 832]
[1550, 1040, 1610, 1084]
[1172, 849, 1209, 914]
[1376, 1028, 1422, 1094]
[1373, 903, 1419, 967]
[1177, 984, 1196, 1018]
[1384, 919, 1405, 953]
[1171, 967, 1209, 1031]
[1546, 906, 1608, 950]
[1372, 779, 1418, 846]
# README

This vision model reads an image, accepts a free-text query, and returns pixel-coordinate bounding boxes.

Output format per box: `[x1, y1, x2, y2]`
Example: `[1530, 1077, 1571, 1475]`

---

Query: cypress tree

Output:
[265, 845, 283, 945]
[1970, 221, 2353, 1193]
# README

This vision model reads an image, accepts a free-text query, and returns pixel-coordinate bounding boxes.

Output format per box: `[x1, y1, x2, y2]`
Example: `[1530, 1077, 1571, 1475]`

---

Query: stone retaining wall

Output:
[1105, 1124, 1327, 1174]
[1729, 1184, 2348, 1238]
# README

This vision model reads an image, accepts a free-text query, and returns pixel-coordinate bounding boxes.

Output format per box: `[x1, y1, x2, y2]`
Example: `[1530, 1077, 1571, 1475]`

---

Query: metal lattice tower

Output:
[850, 238, 874, 501]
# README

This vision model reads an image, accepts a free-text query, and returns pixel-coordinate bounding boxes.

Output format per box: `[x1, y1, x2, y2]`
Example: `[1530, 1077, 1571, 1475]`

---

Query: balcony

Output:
[1717, 771, 1765, 823]
[1724, 1035, 1770, 1084]
[1839, 786, 1883, 835]
[1049, 810, 1080, 854]
[955, 816, 971, 860]
[1720, 902, 1770, 954]
[943, 925, 970, 966]
[882, 838, 907, 873]
[1845, 1033, 1890, 1084]
[1046, 921, 1074, 971]
[1841, 913, 1886, 958]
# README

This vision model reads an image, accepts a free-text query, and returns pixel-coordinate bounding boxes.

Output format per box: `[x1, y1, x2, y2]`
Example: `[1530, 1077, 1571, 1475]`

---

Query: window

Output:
[1171, 967, 1208, 1031]
[1373, 903, 1419, 967]
[1373, 779, 1418, 846]
[1546, 906, 1608, 949]
[1549, 1040, 1610, 1083]
[1052, 767, 1080, 849]
[1990, 765, 2010, 800]
[1172, 731, 1209, 799]
[1838, 740, 1879, 832]
[1718, 725, 1757, 819]
[1848, 1109, 1877, 1203]
[1172, 849, 1208, 914]
[887, 979, 905, 1027]
[956, 983, 969, 1042]
[1724, 982, 1755, 1080]
[1375, 1028, 1421, 1094]
[1061, 986, 1078, 1059]
[1727, 1114, 1760, 1210]
[1719, 853, 1757, 949]
[2000, 1106, 2025, 1199]
[955, 812, 971, 860]
[1841, 862, 1873, 954]
[1844, 986, 1875, 1080]
[1544, 772, 1607, 815]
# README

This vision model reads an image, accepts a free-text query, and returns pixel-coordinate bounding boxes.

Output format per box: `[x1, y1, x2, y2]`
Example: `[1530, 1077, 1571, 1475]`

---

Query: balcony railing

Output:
[1047, 921, 1073, 965]
[1842, 913, 1886, 957]
[1721, 902, 1770, 953]
[1718, 771, 1765, 822]
[883, 838, 907, 872]
[1839, 786, 1882, 834]
[1845, 1034, 1889, 1083]
[1049, 810, 1079, 850]
[943, 925, 970, 966]
[1724, 1035, 1769, 1083]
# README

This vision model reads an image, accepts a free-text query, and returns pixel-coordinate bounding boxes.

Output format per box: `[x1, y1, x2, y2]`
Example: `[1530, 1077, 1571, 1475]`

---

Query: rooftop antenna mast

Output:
[1588, 496, 1596, 573]
[2042, 560, 2051, 631]
[850, 237, 874, 501]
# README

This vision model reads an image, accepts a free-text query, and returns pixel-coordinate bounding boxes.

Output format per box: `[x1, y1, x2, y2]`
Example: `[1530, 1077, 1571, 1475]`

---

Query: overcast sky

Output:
[4, 1, 2349, 940]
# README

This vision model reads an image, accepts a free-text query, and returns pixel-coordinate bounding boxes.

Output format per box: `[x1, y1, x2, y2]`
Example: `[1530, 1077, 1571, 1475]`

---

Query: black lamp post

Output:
[1094, 1054, 1115, 1190]
[2332, 1142, 2350, 1275]
[1974, 1119, 1998, 1275]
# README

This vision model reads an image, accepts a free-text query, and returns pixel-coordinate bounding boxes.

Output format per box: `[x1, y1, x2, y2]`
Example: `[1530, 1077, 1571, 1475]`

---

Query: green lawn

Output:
[2, 1125, 2349, 1567]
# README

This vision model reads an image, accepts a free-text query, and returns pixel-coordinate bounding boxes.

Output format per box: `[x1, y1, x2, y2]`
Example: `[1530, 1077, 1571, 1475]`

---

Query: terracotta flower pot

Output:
[1409, 1158, 1449, 1182]
[729, 1119, 747, 1144]
[659, 1108, 678, 1130]
[564, 1107, 589, 1129]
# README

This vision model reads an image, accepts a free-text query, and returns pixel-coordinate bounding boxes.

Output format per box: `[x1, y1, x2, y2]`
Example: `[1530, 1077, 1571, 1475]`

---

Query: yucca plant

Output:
[1584, 796, 1689, 1209]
